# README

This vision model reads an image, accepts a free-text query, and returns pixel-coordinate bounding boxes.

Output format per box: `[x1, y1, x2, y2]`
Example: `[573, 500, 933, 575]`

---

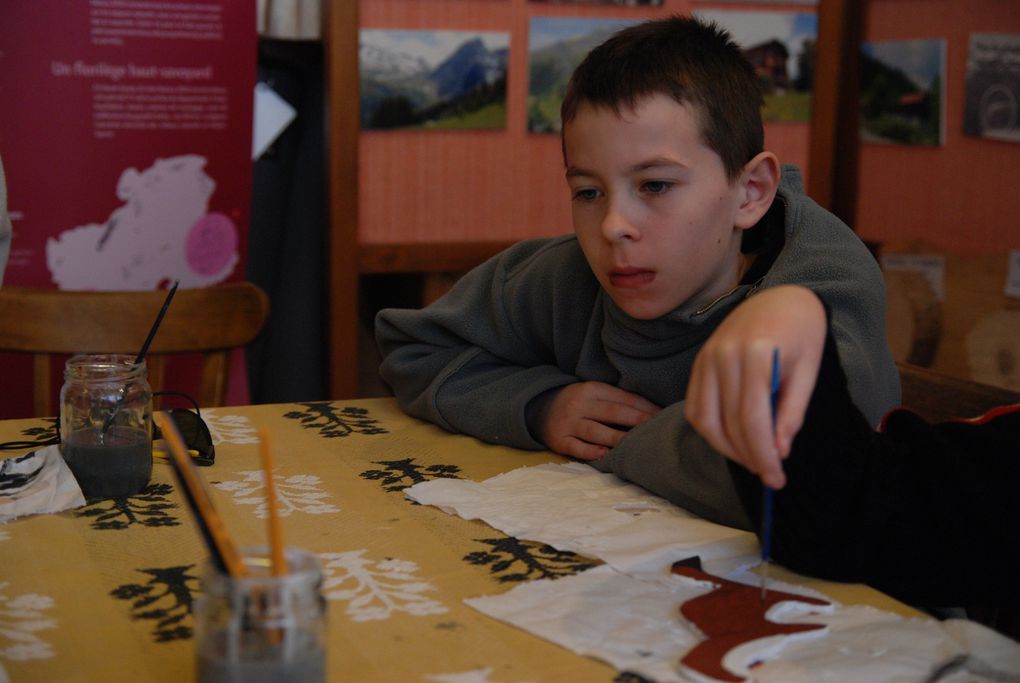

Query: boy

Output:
[376, 16, 899, 531]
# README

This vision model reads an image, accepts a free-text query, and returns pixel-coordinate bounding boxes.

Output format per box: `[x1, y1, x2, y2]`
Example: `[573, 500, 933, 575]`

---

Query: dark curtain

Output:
[246, 39, 328, 403]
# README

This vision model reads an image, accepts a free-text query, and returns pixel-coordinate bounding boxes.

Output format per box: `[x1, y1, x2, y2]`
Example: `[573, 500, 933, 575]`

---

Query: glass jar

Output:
[59, 354, 153, 498]
[194, 546, 327, 683]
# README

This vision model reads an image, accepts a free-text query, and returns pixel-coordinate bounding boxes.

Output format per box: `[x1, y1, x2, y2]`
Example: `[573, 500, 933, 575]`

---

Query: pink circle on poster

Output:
[186, 212, 238, 276]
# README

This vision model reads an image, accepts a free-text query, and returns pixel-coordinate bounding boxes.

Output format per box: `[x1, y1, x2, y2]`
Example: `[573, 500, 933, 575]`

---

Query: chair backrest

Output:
[0, 282, 270, 416]
[897, 361, 1020, 423]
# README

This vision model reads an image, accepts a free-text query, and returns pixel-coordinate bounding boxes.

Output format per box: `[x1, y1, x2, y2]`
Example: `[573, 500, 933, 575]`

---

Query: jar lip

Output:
[64, 354, 147, 381]
[204, 546, 322, 589]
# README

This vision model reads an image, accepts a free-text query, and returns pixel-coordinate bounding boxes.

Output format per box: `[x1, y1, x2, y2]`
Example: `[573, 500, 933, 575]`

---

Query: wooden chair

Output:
[896, 361, 1020, 422]
[0, 282, 270, 416]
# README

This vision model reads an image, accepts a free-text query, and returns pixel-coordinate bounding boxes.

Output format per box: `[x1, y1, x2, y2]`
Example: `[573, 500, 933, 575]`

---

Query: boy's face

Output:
[563, 94, 753, 320]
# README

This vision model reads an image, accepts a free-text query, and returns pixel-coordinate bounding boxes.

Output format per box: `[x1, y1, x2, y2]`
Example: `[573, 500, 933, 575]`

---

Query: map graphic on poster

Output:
[47, 154, 238, 289]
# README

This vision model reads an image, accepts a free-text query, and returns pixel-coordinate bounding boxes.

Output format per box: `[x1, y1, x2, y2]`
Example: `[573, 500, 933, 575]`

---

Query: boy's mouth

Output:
[609, 268, 655, 288]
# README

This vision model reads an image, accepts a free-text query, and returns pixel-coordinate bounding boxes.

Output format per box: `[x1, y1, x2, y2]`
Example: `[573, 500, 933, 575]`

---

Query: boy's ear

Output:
[734, 152, 780, 230]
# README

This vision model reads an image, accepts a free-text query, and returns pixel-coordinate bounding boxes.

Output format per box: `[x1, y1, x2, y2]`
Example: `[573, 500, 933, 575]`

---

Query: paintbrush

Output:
[259, 428, 287, 647]
[761, 347, 780, 602]
[258, 428, 287, 578]
[155, 411, 247, 577]
[100, 280, 179, 438]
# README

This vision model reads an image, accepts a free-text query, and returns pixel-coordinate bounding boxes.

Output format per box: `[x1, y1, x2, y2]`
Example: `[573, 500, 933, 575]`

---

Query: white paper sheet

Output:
[408, 463, 1020, 683]
[0, 446, 85, 524]
[405, 462, 759, 576]
[468, 565, 1020, 683]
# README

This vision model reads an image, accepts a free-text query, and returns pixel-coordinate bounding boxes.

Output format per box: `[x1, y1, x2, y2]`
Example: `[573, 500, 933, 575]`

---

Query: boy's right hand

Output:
[531, 382, 661, 461]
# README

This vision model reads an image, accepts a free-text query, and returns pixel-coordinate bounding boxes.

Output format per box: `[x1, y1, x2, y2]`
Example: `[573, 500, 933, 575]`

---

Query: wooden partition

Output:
[326, 0, 847, 399]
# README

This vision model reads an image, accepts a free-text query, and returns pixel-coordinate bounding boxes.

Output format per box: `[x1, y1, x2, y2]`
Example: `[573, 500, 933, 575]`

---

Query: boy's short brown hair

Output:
[560, 15, 764, 180]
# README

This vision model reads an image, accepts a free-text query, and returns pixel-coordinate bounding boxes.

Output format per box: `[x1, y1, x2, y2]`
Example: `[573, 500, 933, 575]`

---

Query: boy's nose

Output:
[600, 205, 639, 242]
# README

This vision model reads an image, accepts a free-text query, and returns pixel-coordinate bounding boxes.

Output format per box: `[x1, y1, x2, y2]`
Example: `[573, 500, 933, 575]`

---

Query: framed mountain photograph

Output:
[360, 29, 509, 131]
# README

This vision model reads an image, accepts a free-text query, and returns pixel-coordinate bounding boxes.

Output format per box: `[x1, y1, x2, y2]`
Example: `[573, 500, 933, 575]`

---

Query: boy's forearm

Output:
[590, 403, 754, 531]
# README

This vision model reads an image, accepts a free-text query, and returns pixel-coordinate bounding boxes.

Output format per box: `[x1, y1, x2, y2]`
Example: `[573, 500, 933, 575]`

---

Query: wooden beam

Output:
[325, 0, 360, 399]
[359, 241, 516, 274]
[807, 0, 864, 226]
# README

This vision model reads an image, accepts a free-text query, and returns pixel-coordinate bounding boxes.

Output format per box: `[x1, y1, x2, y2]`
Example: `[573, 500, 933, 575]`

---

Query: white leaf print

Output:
[214, 470, 340, 518]
[320, 550, 447, 622]
[0, 583, 56, 661]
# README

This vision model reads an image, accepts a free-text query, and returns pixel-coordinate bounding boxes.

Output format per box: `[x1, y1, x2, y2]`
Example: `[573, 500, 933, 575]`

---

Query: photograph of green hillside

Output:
[527, 16, 641, 133]
[694, 9, 817, 123]
[360, 29, 509, 131]
[861, 39, 944, 146]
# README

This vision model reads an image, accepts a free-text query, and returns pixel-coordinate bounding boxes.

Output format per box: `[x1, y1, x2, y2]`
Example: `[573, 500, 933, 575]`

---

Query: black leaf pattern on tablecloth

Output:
[359, 458, 461, 493]
[20, 418, 59, 444]
[283, 402, 388, 438]
[110, 564, 197, 642]
[464, 537, 599, 583]
[76, 483, 179, 530]
[0, 452, 45, 495]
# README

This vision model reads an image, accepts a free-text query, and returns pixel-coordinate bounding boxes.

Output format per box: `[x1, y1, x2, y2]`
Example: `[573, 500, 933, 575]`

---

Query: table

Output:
[1, 398, 922, 682]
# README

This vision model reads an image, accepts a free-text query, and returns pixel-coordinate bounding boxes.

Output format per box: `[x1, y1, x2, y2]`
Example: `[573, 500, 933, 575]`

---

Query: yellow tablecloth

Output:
[0, 398, 920, 682]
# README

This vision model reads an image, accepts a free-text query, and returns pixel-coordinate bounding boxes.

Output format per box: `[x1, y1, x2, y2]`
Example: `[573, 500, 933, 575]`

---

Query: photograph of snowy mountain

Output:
[360, 29, 509, 131]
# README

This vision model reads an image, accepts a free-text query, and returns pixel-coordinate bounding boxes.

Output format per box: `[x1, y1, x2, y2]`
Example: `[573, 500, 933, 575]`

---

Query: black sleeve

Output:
[728, 331, 1020, 608]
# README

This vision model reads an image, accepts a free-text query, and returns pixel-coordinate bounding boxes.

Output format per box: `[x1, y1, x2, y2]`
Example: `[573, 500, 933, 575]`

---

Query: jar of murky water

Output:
[59, 354, 153, 498]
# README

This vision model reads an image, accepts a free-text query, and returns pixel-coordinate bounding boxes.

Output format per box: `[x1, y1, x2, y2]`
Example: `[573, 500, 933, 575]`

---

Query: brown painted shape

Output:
[671, 563, 831, 683]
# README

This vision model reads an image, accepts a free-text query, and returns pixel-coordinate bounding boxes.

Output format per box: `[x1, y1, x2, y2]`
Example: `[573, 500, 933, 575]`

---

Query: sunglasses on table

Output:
[151, 391, 215, 467]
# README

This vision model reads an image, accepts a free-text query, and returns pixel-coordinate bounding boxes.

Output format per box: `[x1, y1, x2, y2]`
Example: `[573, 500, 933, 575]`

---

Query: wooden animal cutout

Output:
[671, 561, 831, 682]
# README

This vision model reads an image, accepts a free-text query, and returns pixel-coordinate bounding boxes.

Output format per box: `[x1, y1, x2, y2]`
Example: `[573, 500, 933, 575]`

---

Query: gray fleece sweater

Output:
[376, 166, 900, 530]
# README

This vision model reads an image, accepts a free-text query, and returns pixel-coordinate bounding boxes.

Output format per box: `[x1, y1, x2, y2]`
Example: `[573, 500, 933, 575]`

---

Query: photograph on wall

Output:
[860, 39, 945, 146]
[964, 33, 1020, 143]
[527, 16, 641, 133]
[693, 9, 817, 122]
[360, 29, 509, 131]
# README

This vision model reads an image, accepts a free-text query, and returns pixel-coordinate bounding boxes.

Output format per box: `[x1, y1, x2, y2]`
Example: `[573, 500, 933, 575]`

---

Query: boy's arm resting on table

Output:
[589, 403, 755, 531]
[376, 237, 590, 450]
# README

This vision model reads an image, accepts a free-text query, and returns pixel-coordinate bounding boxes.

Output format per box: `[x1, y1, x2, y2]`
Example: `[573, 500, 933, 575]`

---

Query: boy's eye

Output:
[572, 188, 600, 202]
[641, 180, 673, 195]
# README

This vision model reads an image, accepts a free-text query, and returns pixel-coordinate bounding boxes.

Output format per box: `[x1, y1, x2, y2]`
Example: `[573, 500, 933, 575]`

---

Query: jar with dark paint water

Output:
[194, 547, 327, 683]
[59, 354, 153, 498]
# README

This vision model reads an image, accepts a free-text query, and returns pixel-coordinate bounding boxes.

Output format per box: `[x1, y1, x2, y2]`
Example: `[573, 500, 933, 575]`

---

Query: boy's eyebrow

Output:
[629, 156, 687, 172]
[565, 157, 688, 179]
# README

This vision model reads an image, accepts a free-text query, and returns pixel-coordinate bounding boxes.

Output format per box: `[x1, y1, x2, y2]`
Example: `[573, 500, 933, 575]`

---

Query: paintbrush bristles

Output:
[155, 412, 247, 577]
[259, 428, 287, 577]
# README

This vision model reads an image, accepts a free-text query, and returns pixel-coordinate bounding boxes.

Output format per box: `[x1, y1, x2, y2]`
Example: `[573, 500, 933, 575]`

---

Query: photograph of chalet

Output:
[860, 38, 945, 146]
[694, 9, 817, 122]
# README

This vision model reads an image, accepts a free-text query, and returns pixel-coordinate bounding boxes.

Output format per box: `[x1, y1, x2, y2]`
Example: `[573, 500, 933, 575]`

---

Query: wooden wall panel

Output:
[855, 0, 1020, 255]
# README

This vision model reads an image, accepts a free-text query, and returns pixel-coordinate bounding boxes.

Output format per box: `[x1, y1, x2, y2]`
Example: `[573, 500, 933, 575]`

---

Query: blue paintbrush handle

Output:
[762, 347, 780, 562]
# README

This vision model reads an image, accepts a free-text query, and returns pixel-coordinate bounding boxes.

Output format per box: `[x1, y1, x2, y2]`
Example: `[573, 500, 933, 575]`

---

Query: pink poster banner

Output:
[0, 0, 256, 418]
[0, 0, 256, 290]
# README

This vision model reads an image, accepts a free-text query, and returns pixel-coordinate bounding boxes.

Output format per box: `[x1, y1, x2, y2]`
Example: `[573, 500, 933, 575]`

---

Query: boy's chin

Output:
[608, 294, 674, 320]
